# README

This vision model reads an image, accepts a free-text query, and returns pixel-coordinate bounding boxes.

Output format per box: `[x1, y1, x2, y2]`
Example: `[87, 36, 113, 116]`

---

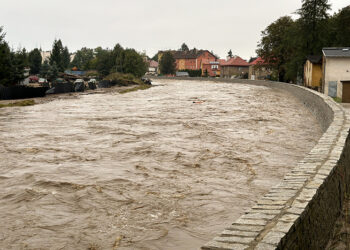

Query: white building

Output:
[322, 48, 350, 102]
[40, 51, 51, 63]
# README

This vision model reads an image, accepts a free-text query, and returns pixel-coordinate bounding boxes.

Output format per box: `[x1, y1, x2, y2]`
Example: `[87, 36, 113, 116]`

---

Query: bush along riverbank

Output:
[0, 100, 35, 108]
[99, 73, 152, 93]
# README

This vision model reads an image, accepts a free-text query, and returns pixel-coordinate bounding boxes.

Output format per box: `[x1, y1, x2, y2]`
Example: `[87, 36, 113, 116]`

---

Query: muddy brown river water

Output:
[0, 80, 322, 250]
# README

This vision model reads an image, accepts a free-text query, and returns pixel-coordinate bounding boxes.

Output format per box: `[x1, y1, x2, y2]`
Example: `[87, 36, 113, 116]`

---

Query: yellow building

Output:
[304, 55, 322, 90]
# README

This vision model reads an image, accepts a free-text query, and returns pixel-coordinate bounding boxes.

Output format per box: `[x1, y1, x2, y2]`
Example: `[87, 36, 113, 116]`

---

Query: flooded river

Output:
[0, 80, 322, 250]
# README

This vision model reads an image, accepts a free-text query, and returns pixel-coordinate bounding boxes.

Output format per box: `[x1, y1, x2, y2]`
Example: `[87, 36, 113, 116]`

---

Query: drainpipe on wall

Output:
[322, 57, 326, 94]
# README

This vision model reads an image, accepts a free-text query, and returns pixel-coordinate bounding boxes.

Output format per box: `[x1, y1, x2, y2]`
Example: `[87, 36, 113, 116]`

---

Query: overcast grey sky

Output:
[1, 0, 348, 60]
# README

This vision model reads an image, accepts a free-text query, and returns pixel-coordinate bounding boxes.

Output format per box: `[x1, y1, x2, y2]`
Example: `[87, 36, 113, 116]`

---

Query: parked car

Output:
[88, 79, 97, 84]
[38, 78, 49, 87]
[74, 79, 84, 84]
[38, 78, 48, 84]
[176, 72, 189, 77]
[29, 75, 39, 83]
[74, 79, 85, 92]
[88, 79, 97, 90]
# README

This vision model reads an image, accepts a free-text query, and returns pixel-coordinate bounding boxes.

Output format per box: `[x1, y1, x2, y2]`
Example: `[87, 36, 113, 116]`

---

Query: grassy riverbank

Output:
[0, 100, 35, 108]
[104, 73, 152, 94]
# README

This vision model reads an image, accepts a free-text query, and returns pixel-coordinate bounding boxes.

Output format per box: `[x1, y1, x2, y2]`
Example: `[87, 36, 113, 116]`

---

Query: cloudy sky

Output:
[1, 0, 348, 60]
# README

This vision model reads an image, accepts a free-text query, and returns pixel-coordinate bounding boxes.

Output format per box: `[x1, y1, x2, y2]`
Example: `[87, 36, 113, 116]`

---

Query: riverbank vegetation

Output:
[104, 72, 144, 85]
[0, 100, 35, 108]
[0, 26, 148, 87]
[158, 51, 176, 75]
[257, 1, 350, 83]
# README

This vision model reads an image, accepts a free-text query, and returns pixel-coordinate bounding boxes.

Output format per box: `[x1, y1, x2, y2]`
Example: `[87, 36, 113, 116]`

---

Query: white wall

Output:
[324, 57, 350, 98]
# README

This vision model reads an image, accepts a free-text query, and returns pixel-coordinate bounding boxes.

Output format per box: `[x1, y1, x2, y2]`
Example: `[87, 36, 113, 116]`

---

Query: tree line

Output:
[0, 26, 147, 86]
[70, 44, 147, 78]
[0, 27, 28, 86]
[257, 1, 350, 83]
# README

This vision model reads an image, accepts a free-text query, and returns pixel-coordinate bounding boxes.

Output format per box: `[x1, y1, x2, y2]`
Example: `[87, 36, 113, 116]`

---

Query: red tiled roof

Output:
[159, 49, 217, 60]
[218, 59, 226, 65]
[149, 60, 158, 67]
[221, 56, 249, 67]
[250, 57, 265, 65]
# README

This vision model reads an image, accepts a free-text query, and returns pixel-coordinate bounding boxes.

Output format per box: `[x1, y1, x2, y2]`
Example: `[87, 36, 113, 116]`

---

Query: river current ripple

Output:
[0, 80, 322, 249]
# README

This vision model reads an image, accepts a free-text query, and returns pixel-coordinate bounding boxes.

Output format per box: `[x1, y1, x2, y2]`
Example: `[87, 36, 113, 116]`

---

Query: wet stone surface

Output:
[0, 80, 322, 249]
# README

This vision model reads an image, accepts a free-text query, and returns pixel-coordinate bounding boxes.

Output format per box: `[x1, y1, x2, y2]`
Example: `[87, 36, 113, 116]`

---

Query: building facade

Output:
[304, 55, 323, 90]
[158, 49, 217, 72]
[322, 48, 350, 101]
[221, 56, 250, 78]
[201, 59, 226, 77]
[248, 57, 271, 80]
[147, 60, 158, 75]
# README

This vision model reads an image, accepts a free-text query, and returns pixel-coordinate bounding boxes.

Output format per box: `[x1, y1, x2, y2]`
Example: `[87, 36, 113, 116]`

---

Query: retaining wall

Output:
[151, 77, 350, 249]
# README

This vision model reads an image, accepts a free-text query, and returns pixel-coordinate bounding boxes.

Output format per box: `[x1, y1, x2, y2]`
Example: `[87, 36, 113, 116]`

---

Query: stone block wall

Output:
[151, 77, 350, 249]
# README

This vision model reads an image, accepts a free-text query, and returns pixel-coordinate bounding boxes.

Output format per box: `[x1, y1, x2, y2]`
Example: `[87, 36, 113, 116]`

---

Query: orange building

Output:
[159, 49, 218, 72]
[201, 59, 226, 77]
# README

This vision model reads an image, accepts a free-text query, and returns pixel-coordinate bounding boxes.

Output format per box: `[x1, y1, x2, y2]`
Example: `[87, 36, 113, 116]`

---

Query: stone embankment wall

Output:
[151, 77, 350, 249]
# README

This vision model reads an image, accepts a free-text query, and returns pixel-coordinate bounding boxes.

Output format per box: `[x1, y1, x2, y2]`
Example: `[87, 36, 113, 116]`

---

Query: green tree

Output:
[151, 52, 158, 62]
[95, 47, 113, 76]
[40, 60, 50, 78]
[331, 6, 350, 46]
[112, 44, 125, 73]
[180, 43, 189, 51]
[257, 16, 295, 82]
[49, 39, 64, 72]
[48, 62, 59, 81]
[28, 48, 42, 74]
[71, 47, 94, 70]
[228, 49, 233, 58]
[62, 46, 70, 70]
[0, 26, 13, 86]
[121, 49, 147, 77]
[159, 51, 176, 75]
[9, 48, 27, 84]
[297, 0, 331, 55]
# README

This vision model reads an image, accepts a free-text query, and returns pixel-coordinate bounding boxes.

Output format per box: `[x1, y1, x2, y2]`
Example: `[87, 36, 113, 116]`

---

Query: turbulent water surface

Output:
[0, 80, 322, 250]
